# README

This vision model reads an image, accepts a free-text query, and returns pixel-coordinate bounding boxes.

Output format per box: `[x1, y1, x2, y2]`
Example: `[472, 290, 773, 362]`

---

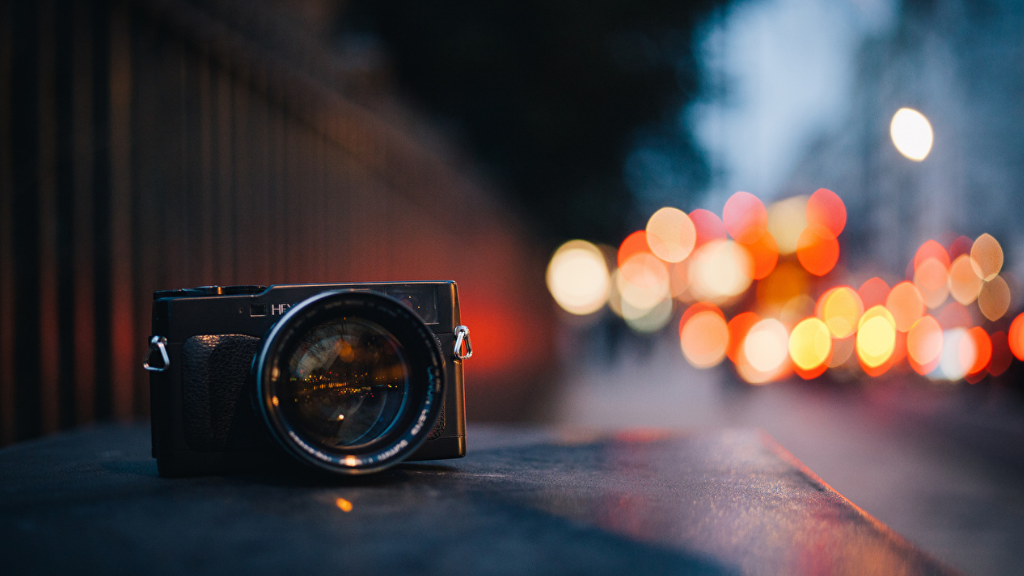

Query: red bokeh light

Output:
[805, 188, 846, 237]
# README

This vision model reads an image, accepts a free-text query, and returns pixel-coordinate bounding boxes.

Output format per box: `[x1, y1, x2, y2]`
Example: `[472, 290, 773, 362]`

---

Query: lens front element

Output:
[256, 291, 445, 475]
[281, 318, 409, 448]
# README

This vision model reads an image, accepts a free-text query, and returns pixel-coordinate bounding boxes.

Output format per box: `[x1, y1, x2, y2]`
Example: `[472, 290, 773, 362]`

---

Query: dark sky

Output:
[340, 0, 732, 245]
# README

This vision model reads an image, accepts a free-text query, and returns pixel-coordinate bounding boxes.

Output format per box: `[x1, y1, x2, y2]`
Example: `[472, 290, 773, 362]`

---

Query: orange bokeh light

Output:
[805, 188, 846, 237]
[978, 275, 1011, 322]
[739, 231, 779, 280]
[858, 277, 890, 308]
[679, 304, 729, 368]
[757, 261, 810, 314]
[796, 225, 840, 276]
[618, 230, 651, 269]
[970, 233, 1003, 281]
[690, 209, 728, 249]
[907, 315, 943, 372]
[723, 192, 768, 244]
[646, 207, 696, 263]
[726, 311, 760, 364]
[948, 254, 982, 305]
[913, 258, 949, 309]
[886, 281, 925, 332]
[1008, 313, 1024, 361]
[965, 327, 992, 376]
[914, 240, 950, 272]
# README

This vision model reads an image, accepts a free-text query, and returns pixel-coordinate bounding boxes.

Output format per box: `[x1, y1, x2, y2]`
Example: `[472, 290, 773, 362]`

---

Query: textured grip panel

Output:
[428, 400, 446, 440]
[181, 335, 267, 451]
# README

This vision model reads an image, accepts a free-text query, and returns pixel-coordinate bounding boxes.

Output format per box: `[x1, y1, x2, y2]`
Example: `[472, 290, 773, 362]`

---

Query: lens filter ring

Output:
[255, 290, 445, 475]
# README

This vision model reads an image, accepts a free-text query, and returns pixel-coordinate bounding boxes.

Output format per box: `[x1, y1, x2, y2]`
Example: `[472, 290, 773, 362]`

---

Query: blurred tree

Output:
[340, 0, 731, 245]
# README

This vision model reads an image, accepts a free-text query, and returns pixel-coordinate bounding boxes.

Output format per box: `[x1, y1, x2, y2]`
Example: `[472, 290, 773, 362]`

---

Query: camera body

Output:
[148, 281, 466, 477]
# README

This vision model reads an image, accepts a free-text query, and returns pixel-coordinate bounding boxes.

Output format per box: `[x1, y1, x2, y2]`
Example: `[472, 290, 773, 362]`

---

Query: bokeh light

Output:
[907, 315, 943, 374]
[914, 240, 950, 272]
[617, 253, 670, 309]
[668, 261, 691, 300]
[970, 233, 1003, 281]
[858, 277, 890, 308]
[688, 240, 754, 303]
[978, 275, 1011, 322]
[679, 306, 729, 368]
[646, 207, 696, 263]
[739, 231, 779, 280]
[914, 258, 949, 309]
[857, 305, 897, 368]
[965, 327, 992, 376]
[546, 240, 610, 315]
[805, 188, 846, 237]
[723, 192, 768, 244]
[579, 192, 1021, 385]
[940, 328, 972, 381]
[890, 107, 934, 161]
[689, 209, 728, 249]
[726, 311, 760, 364]
[796, 225, 840, 276]
[1010, 313, 1024, 361]
[744, 319, 790, 373]
[766, 196, 808, 255]
[789, 317, 832, 371]
[886, 281, 925, 332]
[757, 262, 810, 315]
[820, 286, 864, 339]
[948, 254, 982, 305]
[617, 230, 651, 269]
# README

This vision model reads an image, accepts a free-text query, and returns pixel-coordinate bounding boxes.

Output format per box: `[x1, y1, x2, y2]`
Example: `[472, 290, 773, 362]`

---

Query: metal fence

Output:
[0, 0, 554, 444]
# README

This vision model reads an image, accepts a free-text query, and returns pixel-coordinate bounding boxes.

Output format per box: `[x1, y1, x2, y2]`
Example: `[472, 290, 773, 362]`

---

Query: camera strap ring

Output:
[143, 336, 170, 372]
[453, 325, 472, 360]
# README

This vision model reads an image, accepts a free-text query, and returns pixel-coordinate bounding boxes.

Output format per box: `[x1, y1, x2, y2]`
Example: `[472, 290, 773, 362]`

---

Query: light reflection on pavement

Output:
[555, 332, 1024, 576]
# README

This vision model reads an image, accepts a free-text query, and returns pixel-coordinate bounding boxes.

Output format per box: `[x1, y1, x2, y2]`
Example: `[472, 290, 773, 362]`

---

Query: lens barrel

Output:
[254, 290, 445, 474]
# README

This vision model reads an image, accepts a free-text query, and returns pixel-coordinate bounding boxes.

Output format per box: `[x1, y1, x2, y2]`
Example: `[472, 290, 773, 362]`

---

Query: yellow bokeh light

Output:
[766, 196, 808, 255]
[978, 275, 1011, 322]
[646, 207, 697, 263]
[948, 254, 982, 305]
[679, 310, 729, 368]
[546, 240, 610, 315]
[970, 233, 1003, 281]
[856, 305, 897, 368]
[744, 319, 790, 373]
[890, 107, 933, 161]
[688, 240, 754, 303]
[788, 317, 832, 370]
[822, 287, 863, 339]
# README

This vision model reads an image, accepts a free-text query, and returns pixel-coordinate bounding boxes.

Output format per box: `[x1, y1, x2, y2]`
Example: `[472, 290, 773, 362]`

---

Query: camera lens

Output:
[254, 291, 444, 474]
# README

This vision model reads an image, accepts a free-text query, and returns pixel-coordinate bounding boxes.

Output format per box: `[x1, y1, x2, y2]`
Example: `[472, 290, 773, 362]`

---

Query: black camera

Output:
[144, 282, 469, 476]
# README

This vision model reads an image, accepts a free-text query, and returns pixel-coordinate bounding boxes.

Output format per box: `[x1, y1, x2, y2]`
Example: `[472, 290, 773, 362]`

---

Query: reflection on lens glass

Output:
[278, 318, 409, 449]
